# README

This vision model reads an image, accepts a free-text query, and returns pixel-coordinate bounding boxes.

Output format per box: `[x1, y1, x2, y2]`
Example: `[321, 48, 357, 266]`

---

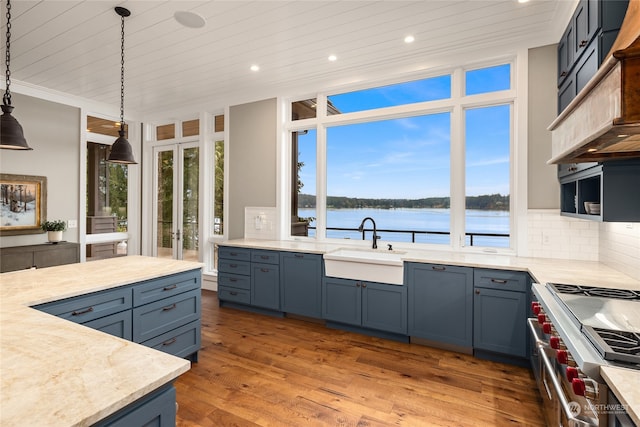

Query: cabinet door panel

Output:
[84, 310, 132, 340]
[37, 287, 132, 324]
[218, 246, 251, 261]
[280, 252, 322, 318]
[362, 282, 407, 334]
[133, 270, 201, 306]
[473, 288, 527, 357]
[251, 263, 280, 310]
[142, 320, 201, 359]
[133, 289, 201, 343]
[323, 277, 361, 326]
[407, 263, 473, 347]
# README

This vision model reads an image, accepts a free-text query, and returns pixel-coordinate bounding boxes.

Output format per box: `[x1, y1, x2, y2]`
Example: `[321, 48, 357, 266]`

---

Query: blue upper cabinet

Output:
[407, 263, 473, 349]
[280, 252, 323, 318]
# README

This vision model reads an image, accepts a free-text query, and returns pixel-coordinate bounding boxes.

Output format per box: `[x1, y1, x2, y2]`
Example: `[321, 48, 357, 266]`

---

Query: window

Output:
[213, 140, 224, 235]
[292, 129, 316, 236]
[86, 116, 130, 260]
[328, 75, 451, 114]
[288, 61, 514, 250]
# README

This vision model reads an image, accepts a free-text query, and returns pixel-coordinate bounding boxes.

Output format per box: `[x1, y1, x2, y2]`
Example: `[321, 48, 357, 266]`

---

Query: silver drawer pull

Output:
[162, 338, 177, 346]
[490, 279, 508, 284]
[163, 284, 177, 291]
[71, 307, 94, 316]
[261, 268, 270, 273]
[162, 304, 177, 311]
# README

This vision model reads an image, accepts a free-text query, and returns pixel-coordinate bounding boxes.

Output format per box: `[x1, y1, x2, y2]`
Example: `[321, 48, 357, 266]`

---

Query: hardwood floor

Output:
[175, 290, 544, 427]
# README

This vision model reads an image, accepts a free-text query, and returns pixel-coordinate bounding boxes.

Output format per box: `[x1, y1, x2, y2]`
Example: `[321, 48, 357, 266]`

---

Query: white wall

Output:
[1, 93, 80, 247]
[227, 98, 277, 239]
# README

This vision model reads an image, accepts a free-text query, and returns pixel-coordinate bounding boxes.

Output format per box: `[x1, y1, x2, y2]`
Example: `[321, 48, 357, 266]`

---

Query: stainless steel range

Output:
[529, 282, 639, 427]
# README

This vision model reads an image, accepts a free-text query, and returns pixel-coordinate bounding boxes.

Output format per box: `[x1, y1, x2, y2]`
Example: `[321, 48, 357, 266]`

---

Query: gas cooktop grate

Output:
[548, 283, 640, 300]
[584, 326, 640, 367]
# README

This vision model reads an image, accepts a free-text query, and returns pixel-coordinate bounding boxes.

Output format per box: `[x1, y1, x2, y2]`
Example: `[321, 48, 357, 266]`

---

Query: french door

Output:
[153, 142, 200, 261]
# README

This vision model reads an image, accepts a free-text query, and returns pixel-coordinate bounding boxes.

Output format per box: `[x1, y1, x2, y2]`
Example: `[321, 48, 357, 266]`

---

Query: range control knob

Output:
[543, 322, 553, 334]
[550, 336, 561, 349]
[531, 302, 541, 314]
[566, 367, 579, 381]
[557, 350, 569, 365]
[572, 378, 586, 396]
[538, 314, 547, 325]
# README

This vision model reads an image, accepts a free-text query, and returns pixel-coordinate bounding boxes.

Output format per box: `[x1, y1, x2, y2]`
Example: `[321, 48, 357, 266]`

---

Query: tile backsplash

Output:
[528, 209, 640, 280]
[599, 222, 640, 280]
[527, 209, 599, 261]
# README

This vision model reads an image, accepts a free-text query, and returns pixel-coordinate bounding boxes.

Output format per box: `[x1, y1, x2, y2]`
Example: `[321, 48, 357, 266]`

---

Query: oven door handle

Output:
[538, 338, 590, 426]
[527, 318, 548, 348]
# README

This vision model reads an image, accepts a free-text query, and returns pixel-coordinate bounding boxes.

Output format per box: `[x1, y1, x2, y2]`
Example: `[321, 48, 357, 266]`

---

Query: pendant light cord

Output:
[119, 11, 125, 132]
[4, 0, 12, 106]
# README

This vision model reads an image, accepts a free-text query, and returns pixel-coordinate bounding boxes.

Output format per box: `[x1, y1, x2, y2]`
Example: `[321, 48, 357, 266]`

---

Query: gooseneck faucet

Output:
[358, 217, 379, 249]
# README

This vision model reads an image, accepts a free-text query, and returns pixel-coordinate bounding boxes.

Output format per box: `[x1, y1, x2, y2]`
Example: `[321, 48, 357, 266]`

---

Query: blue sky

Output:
[297, 64, 511, 199]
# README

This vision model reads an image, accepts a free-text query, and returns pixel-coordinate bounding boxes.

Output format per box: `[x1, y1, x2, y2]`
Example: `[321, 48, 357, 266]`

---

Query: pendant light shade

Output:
[1, 0, 32, 150]
[107, 6, 137, 164]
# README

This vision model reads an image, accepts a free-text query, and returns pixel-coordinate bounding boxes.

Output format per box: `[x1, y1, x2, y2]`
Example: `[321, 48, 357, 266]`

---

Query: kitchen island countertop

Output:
[0, 255, 202, 427]
[221, 238, 640, 422]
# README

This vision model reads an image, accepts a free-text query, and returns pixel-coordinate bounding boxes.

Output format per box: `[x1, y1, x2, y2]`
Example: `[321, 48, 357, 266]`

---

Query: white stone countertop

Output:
[221, 238, 640, 420]
[0, 256, 203, 427]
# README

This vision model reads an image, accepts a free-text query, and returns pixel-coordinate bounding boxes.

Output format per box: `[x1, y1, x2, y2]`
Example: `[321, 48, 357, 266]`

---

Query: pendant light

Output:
[1, 0, 32, 150]
[107, 6, 137, 164]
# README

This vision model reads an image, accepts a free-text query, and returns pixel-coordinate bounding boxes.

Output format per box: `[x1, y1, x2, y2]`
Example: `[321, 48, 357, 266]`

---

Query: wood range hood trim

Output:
[548, 1, 640, 164]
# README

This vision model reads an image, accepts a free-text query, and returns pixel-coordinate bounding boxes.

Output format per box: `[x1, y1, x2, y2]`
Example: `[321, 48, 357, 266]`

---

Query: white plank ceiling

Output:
[1, 1, 577, 118]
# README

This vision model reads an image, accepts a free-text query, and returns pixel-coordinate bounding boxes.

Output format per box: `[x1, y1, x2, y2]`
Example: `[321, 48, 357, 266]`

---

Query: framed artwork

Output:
[0, 174, 47, 236]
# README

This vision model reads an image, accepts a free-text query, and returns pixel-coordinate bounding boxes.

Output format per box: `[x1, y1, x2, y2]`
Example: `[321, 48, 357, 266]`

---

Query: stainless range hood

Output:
[548, 1, 640, 164]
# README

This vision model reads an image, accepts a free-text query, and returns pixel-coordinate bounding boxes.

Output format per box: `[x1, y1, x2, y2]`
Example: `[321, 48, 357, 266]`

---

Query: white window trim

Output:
[281, 53, 527, 256]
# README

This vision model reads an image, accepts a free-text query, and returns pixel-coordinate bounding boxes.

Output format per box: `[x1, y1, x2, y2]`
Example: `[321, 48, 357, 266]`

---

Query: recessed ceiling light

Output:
[518, 0, 530, 3]
[587, 148, 598, 152]
[618, 134, 629, 138]
[174, 11, 206, 28]
[328, 55, 337, 62]
[404, 35, 415, 44]
[250, 65, 260, 72]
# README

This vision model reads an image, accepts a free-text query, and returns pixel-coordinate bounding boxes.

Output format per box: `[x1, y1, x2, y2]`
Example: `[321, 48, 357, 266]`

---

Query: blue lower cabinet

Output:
[251, 262, 280, 310]
[407, 263, 473, 348]
[93, 384, 176, 427]
[473, 287, 527, 357]
[280, 252, 323, 318]
[84, 310, 133, 340]
[323, 277, 407, 334]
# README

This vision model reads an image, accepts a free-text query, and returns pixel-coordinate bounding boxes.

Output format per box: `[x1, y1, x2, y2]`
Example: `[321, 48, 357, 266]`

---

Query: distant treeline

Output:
[298, 193, 509, 210]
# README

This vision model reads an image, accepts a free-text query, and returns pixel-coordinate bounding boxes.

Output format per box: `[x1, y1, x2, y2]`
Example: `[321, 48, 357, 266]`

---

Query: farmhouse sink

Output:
[323, 248, 406, 285]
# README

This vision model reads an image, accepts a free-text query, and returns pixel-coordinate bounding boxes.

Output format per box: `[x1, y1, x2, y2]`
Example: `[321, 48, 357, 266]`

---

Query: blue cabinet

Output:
[473, 269, 529, 358]
[34, 269, 202, 360]
[218, 246, 280, 311]
[280, 252, 323, 318]
[93, 384, 176, 427]
[407, 263, 473, 349]
[323, 277, 407, 334]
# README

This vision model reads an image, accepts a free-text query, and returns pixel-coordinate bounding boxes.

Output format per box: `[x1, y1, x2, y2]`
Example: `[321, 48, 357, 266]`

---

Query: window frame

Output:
[283, 56, 522, 254]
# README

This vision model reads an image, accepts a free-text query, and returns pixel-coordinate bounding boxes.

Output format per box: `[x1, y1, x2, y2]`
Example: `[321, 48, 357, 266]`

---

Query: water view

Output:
[298, 207, 510, 247]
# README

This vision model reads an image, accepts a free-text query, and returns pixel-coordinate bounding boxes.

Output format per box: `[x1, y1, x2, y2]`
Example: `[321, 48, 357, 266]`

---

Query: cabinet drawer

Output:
[218, 273, 250, 290]
[473, 269, 528, 292]
[133, 289, 201, 343]
[142, 320, 201, 359]
[94, 384, 176, 427]
[218, 285, 251, 304]
[218, 259, 251, 276]
[36, 287, 132, 324]
[218, 246, 251, 261]
[84, 310, 132, 340]
[251, 250, 279, 265]
[133, 270, 201, 306]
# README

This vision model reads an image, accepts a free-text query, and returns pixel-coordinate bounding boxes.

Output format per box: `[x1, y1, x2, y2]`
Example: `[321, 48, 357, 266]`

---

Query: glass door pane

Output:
[156, 149, 175, 259]
[181, 146, 199, 262]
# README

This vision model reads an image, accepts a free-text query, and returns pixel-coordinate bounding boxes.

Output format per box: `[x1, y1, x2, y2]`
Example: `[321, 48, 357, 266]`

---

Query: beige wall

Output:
[227, 98, 277, 239]
[1, 93, 80, 247]
[527, 44, 559, 209]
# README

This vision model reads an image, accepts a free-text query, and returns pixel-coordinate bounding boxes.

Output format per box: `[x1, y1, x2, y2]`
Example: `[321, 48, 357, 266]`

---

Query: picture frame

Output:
[0, 174, 47, 236]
